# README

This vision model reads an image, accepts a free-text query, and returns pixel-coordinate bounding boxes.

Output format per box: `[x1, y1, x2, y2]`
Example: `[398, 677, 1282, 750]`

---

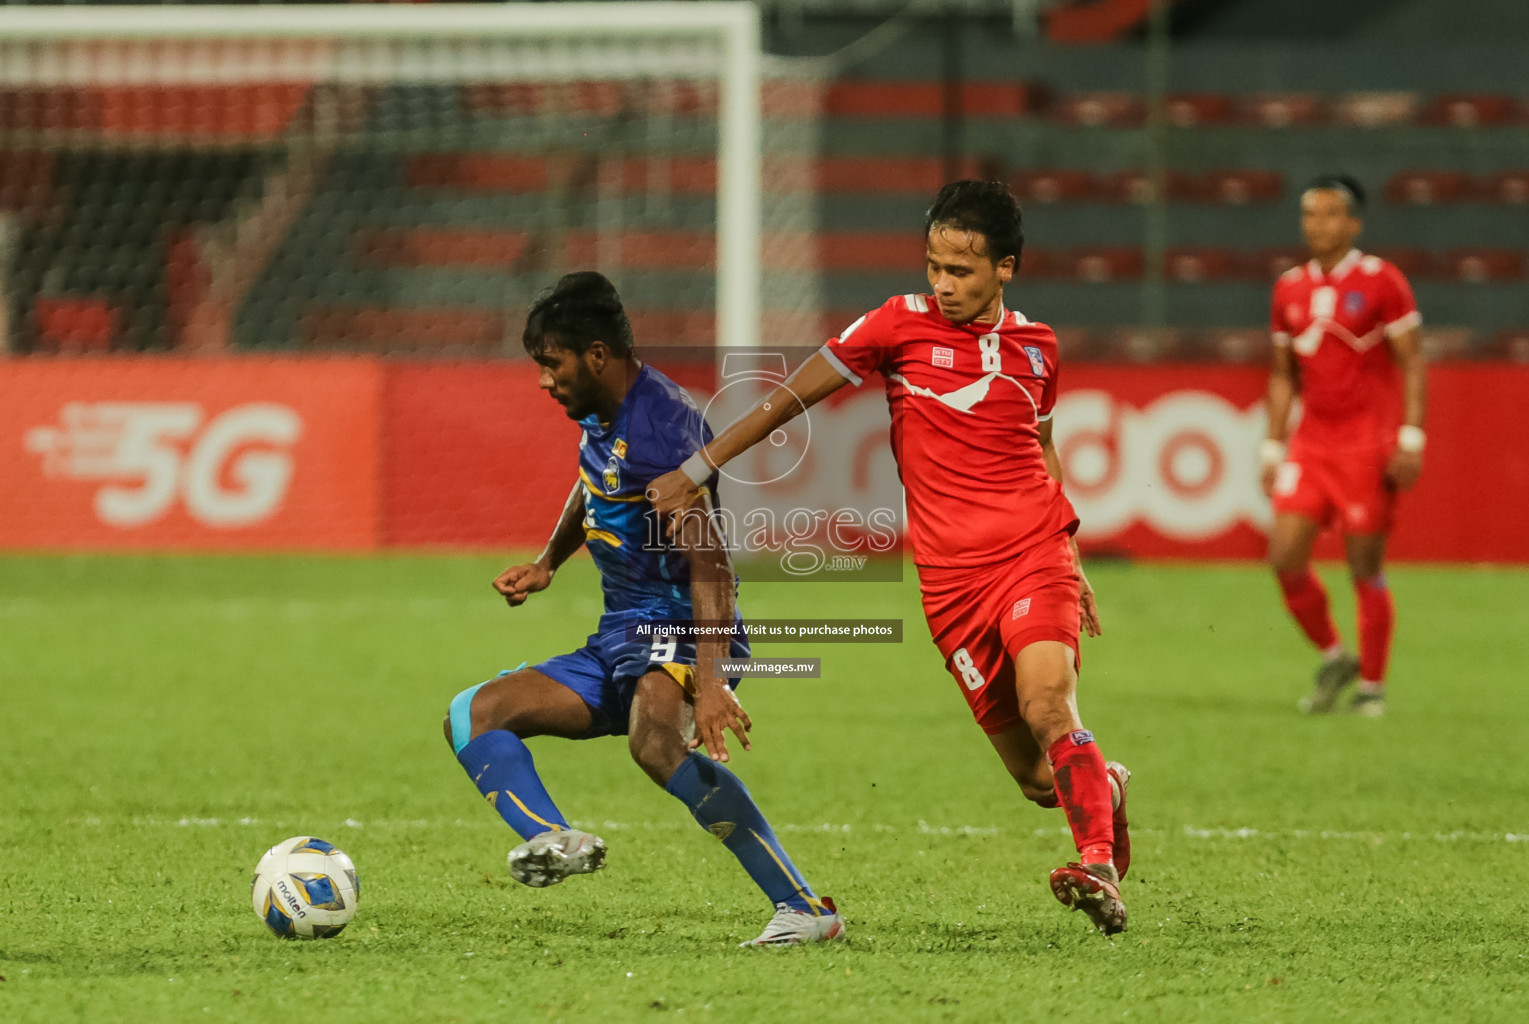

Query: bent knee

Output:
[1019, 780, 1059, 808]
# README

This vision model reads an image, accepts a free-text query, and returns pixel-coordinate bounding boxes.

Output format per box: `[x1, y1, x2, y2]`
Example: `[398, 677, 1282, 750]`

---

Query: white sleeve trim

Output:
[1037, 411, 1054, 422]
[818, 343, 862, 387]
[1384, 309, 1422, 339]
[1271, 331, 1291, 347]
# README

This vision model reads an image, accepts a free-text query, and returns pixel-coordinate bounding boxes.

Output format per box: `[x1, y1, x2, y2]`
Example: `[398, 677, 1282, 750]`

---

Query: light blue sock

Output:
[664, 753, 821, 913]
[457, 731, 570, 842]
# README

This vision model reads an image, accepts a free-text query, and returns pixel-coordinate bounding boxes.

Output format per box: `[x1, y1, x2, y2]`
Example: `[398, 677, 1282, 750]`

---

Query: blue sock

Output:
[664, 753, 822, 914]
[457, 730, 570, 841]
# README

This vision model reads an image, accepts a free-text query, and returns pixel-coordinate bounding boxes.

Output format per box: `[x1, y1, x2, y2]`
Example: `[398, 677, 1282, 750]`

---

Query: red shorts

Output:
[1271, 440, 1395, 535]
[917, 530, 1080, 736]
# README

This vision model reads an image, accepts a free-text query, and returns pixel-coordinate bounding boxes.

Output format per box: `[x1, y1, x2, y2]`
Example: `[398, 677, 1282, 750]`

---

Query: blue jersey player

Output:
[442, 272, 843, 947]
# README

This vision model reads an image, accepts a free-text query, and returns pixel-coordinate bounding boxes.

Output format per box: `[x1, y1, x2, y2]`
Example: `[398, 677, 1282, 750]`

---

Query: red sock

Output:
[1276, 567, 1340, 651]
[1047, 730, 1114, 867]
[1354, 575, 1395, 685]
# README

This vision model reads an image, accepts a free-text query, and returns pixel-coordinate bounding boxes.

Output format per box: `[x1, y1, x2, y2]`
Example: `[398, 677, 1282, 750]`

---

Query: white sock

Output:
[1357, 679, 1384, 695]
[1322, 643, 1347, 662]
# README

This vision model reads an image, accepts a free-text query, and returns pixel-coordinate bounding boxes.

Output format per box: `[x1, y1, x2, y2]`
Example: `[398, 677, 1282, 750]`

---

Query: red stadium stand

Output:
[1097, 169, 1204, 203]
[1255, 248, 1310, 278]
[1483, 170, 1529, 204]
[1204, 169, 1284, 204]
[1202, 328, 1270, 365]
[1105, 327, 1190, 363]
[1384, 171, 1477, 205]
[1054, 91, 1146, 128]
[824, 80, 1050, 119]
[0, 149, 52, 213]
[1419, 94, 1522, 128]
[1483, 330, 1529, 362]
[817, 231, 921, 273]
[32, 297, 118, 353]
[1441, 248, 1527, 283]
[1333, 91, 1420, 128]
[1052, 327, 1107, 363]
[1165, 93, 1237, 128]
[1064, 247, 1144, 282]
[1418, 328, 1476, 361]
[1368, 248, 1440, 279]
[1011, 169, 1099, 204]
[1241, 93, 1329, 128]
[1164, 247, 1248, 283]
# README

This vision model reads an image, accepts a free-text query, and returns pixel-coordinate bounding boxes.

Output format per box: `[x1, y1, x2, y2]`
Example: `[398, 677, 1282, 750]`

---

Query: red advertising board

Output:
[0, 358, 380, 550]
[2, 357, 1525, 562]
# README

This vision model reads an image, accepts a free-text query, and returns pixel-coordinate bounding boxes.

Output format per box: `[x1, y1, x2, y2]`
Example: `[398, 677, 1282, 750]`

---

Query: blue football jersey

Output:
[576, 364, 731, 615]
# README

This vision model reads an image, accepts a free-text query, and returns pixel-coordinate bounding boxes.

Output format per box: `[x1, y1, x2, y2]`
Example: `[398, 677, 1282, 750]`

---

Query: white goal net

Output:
[0, 3, 819, 357]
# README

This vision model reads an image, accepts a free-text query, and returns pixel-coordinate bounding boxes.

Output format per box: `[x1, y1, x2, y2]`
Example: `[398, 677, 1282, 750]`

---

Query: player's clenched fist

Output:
[492, 562, 553, 607]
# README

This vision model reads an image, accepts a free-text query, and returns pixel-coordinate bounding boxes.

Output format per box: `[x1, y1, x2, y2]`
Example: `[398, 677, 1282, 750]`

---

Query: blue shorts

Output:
[534, 612, 751, 738]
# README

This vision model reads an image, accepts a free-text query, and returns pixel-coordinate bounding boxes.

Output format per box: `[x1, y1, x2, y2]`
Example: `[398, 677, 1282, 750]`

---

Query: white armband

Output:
[1396, 425, 1426, 454]
[680, 450, 714, 487]
[1259, 439, 1287, 467]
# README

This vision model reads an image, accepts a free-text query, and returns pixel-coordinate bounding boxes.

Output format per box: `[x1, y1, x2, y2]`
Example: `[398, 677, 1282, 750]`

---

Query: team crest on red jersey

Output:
[932, 346, 954, 368]
[1023, 345, 1046, 377]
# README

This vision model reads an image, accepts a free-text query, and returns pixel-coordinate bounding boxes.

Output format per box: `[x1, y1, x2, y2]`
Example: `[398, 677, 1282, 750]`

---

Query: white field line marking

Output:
[71, 816, 1529, 844]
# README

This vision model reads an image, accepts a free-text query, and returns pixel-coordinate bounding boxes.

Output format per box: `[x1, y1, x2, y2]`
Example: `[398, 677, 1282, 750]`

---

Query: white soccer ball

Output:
[250, 836, 360, 939]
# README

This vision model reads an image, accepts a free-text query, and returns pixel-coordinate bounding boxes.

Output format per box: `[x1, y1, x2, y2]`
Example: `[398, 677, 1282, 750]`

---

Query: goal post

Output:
[0, 3, 768, 353]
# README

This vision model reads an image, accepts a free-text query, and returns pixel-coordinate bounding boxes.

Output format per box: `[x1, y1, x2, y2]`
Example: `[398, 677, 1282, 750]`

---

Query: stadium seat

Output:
[1241, 93, 1328, 128]
[1054, 92, 1145, 128]
[1384, 171, 1477, 205]
[1418, 328, 1475, 361]
[32, 296, 117, 353]
[1368, 248, 1439, 279]
[1483, 330, 1529, 362]
[1483, 171, 1529, 204]
[1255, 248, 1310, 279]
[1064, 247, 1144, 282]
[1333, 91, 1420, 128]
[1204, 170, 1284, 205]
[817, 231, 921, 272]
[1202, 328, 1269, 365]
[0, 150, 52, 213]
[1419, 94, 1522, 128]
[1097, 170, 1203, 203]
[1011, 169, 1099, 204]
[1165, 247, 1247, 283]
[1165, 93, 1237, 128]
[1052, 327, 1108, 363]
[1441, 248, 1527, 283]
[1105, 327, 1190, 363]
[823, 80, 1048, 119]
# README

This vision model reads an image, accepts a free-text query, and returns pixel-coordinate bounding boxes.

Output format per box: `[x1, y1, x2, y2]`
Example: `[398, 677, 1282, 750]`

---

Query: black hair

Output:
[522, 271, 634, 358]
[924, 180, 1025, 266]
[1303, 174, 1366, 214]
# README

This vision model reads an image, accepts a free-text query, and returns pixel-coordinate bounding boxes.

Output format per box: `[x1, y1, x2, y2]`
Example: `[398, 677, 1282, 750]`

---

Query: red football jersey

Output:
[820, 293, 1078, 568]
[1269, 248, 1420, 449]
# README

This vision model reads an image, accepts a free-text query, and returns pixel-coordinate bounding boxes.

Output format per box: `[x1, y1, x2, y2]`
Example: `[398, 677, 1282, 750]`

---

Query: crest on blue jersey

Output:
[1023, 345, 1046, 377]
[602, 455, 621, 493]
[1344, 290, 1366, 314]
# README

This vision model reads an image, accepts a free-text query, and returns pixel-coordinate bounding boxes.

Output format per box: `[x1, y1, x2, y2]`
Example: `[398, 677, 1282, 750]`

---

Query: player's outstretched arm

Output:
[1386, 325, 1427, 491]
[645, 351, 851, 523]
[1040, 418, 1102, 638]
[673, 488, 752, 762]
[1261, 342, 1298, 496]
[492, 479, 584, 607]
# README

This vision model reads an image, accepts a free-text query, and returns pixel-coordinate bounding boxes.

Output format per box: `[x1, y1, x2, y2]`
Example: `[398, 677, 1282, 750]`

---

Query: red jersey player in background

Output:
[646, 181, 1133, 937]
[1263, 174, 1427, 718]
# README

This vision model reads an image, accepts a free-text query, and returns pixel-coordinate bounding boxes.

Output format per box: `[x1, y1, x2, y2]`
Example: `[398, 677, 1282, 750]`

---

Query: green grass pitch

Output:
[2, 554, 1527, 1023]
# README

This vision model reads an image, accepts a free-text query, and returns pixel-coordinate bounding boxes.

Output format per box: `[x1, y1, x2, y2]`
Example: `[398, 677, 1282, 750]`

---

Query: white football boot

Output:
[739, 897, 846, 947]
[507, 828, 607, 888]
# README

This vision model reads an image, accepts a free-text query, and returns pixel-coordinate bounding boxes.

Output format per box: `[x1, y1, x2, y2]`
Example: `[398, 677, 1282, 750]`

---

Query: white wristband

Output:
[680, 450, 713, 487]
[1259, 439, 1287, 467]
[1397, 425, 1426, 454]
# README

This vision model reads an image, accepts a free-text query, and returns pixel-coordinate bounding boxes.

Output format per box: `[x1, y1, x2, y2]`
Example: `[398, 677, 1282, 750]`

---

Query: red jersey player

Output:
[1262, 175, 1427, 718]
[646, 181, 1132, 937]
